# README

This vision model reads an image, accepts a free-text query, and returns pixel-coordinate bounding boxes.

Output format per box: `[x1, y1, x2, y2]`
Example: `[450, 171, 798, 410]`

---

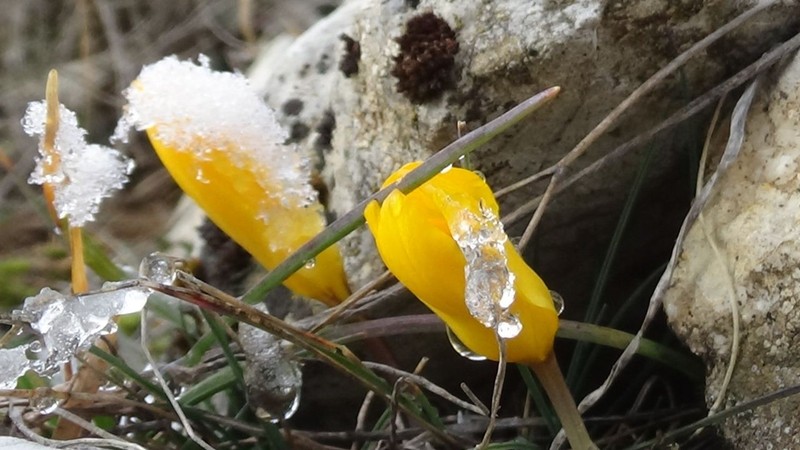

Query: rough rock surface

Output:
[663, 51, 800, 448]
[252, 0, 799, 298]
[243, 0, 800, 439]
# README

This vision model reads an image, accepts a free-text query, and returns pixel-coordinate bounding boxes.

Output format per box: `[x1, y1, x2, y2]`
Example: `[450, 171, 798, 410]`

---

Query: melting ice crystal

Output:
[446, 199, 521, 339]
[0, 284, 150, 388]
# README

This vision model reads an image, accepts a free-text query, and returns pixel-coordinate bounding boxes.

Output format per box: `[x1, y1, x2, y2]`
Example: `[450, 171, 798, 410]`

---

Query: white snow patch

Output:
[113, 55, 316, 211]
[23, 102, 134, 227]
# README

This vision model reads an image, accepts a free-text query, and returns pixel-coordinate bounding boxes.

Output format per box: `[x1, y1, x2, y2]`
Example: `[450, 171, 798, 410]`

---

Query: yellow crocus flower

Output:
[364, 161, 558, 364]
[117, 56, 349, 305]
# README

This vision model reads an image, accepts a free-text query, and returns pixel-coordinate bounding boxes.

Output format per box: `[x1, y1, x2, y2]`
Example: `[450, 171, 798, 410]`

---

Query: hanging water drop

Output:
[446, 327, 487, 361]
[31, 388, 60, 414]
[139, 252, 186, 285]
[28, 340, 43, 354]
[303, 258, 316, 269]
[497, 314, 522, 339]
[550, 290, 565, 316]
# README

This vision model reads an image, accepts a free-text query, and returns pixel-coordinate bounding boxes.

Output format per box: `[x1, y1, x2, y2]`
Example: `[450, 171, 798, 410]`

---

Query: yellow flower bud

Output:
[117, 56, 350, 305]
[364, 162, 558, 364]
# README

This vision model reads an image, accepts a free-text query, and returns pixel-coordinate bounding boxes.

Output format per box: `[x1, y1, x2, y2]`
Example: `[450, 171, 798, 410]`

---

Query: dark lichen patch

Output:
[299, 63, 311, 78]
[406, 0, 420, 8]
[391, 12, 459, 104]
[282, 99, 304, 116]
[339, 34, 361, 78]
[314, 109, 336, 152]
[287, 122, 310, 143]
[316, 53, 331, 74]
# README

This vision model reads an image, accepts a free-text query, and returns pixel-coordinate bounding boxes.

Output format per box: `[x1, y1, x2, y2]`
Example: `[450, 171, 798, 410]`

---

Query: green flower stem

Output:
[326, 315, 704, 381]
[242, 87, 560, 304]
[557, 320, 704, 382]
[530, 352, 597, 450]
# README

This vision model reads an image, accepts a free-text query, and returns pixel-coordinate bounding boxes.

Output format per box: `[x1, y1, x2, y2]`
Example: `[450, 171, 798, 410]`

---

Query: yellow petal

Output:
[120, 57, 350, 305]
[147, 128, 349, 306]
[366, 162, 557, 363]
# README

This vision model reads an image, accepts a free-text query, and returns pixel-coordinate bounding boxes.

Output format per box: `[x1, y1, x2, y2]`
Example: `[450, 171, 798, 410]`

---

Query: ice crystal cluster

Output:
[22, 102, 134, 227]
[447, 200, 521, 339]
[0, 285, 149, 389]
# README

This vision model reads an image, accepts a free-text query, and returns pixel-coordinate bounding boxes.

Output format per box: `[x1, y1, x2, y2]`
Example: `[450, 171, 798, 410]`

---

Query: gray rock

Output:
[663, 50, 800, 449]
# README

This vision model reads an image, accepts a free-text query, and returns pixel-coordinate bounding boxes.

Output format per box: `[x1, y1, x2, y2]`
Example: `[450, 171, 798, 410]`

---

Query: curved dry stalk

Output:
[363, 362, 486, 416]
[698, 76, 760, 416]
[478, 335, 508, 448]
[140, 307, 216, 450]
[311, 270, 395, 333]
[9, 406, 146, 450]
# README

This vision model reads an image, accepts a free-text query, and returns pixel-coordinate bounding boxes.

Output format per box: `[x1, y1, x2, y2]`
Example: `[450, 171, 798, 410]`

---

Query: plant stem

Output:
[530, 352, 597, 450]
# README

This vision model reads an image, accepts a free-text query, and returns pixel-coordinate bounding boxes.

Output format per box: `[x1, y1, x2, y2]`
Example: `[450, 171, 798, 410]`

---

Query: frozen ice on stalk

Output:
[0, 346, 33, 389]
[447, 200, 520, 338]
[112, 55, 317, 210]
[23, 101, 134, 227]
[4, 285, 149, 381]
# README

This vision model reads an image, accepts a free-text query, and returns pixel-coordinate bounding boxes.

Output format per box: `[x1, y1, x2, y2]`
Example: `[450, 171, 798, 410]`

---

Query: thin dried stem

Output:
[478, 335, 508, 448]
[238, 0, 256, 44]
[42, 69, 60, 224]
[312, 270, 394, 333]
[69, 226, 88, 293]
[364, 362, 485, 415]
[699, 78, 760, 416]
[140, 307, 216, 450]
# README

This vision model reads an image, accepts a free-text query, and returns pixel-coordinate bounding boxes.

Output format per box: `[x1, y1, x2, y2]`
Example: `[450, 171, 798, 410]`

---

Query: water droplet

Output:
[195, 167, 210, 184]
[100, 322, 118, 335]
[446, 327, 487, 361]
[303, 258, 316, 269]
[139, 252, 186, 285]
[253, 392, 301, 423]
[497, 314, 522, 339]
[52, 226, 63, 236]
[550, 290, 565, 316]
[31, 388, 60, 414]
[28, 340, 43, 354]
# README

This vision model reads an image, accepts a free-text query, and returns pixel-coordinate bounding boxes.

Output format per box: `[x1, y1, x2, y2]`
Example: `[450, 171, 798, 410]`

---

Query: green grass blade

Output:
[200, 309, 245, 389]
[517, 365, 558, 436]
[179, 366, 237, 406]
[89, 344, 166, 399]
[567, 142, 657, 391]
[557, 321, 703, 382]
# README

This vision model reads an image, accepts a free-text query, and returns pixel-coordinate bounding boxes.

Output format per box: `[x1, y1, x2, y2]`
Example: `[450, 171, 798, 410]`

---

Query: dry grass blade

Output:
[696, 80, 758, 418]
